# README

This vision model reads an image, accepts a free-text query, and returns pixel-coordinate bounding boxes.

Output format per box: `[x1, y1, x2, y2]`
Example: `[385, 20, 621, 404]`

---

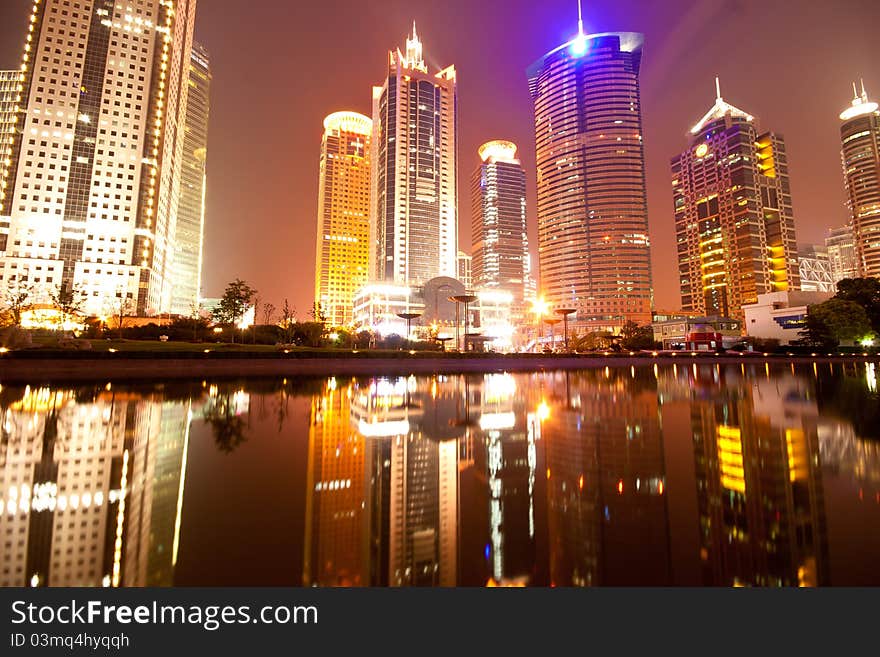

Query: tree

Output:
[262, 301, 276, 327]
[189, 301, 204, 342]
[212, 279, 256, 343]
[800, 298, 874, 347]
[106, 294, 135, 339]
[49, 282, 87, 331]
[280, 299, 296, 344]
[3, 278, 35, 327]
[835, 277, 880, 334]
[620, 320, 655, 351]
[310, 301, 327, 325]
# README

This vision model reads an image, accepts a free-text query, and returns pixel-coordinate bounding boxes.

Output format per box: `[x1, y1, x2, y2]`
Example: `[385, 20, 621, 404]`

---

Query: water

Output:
[1, 362, 878, 587]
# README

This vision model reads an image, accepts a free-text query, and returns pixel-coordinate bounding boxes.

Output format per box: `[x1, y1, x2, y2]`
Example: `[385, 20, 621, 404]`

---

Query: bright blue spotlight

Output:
[570, 34, 588, 57]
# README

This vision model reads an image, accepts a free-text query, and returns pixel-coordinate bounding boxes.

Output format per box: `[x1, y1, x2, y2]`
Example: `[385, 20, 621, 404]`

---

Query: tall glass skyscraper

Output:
[0, 0, 198, 317]
[672, 81, 800, 321]
[527, 23, 653, 332]
[314, 111, 372, 326]
[170, 42, 211, 316]
[839, 83, 880, 278]
[370, 24, 457, 286]
[471, 140, 533, 322]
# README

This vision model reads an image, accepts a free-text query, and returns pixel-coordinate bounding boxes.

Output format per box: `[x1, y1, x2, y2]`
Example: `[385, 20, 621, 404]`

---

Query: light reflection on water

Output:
[1, 363, 879, 587]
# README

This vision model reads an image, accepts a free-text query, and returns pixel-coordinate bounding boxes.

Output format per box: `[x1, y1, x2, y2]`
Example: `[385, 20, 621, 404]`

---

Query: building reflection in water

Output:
[2, 362, 878, 587]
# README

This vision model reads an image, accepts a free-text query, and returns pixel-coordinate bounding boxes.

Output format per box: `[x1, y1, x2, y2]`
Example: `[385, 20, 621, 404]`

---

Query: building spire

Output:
[715, 76, 722, 101]
[861, 78, 868, 100]
[577, 0, 584, 35]
[853, 81, 860, 100]
[402, 20, 426, 72]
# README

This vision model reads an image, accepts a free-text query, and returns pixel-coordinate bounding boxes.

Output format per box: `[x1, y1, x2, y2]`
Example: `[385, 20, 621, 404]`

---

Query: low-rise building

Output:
[742, 291, 834, 345]
[652, 314, 742, 350]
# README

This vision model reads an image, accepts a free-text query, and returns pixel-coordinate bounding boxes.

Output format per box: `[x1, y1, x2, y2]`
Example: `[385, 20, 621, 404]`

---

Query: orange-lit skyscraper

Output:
[527, 21, 653, 332]
[672, 81, 800, 321]
[471, 141, 534, 323]
[370, 24, 458, 285]
[839, 83, 880, 278]
[314, 112, 372, 326]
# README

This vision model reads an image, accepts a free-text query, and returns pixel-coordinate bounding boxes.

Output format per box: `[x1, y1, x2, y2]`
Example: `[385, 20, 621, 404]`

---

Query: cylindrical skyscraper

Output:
[314, 111, 372, 327]
[527, 25, 653, 332]
[471, 140, 533, 323]
[839, 83, 880, 278]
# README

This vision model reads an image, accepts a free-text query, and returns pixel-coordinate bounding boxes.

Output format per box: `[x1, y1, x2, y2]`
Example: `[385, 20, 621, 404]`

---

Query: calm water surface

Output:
[2, 362, 879, 587]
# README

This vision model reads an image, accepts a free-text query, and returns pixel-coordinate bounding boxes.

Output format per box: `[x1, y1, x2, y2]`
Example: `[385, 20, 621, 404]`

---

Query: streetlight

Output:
[449, 294, 478, 351]
[554, 308, 577, 352]
[396, 312, 421, 348]
[531, 297, 550, 353]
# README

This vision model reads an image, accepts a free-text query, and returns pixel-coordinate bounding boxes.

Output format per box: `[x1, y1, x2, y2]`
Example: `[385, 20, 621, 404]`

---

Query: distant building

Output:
[672, 79, 800, 323]
[742, 291, 834, 345]
[652, 314, 742, 350]
[314, 111, 372, 326]
[457, 251, 472, 290]
[839, 83, 880, 278]
[825, 224, 859, 283]
[527, 25, 653, 332]
[352, 276, 514, 350]
[370, 24, 457, 285]
[798, 245, 835, 292]
[471, 140, 533, 323]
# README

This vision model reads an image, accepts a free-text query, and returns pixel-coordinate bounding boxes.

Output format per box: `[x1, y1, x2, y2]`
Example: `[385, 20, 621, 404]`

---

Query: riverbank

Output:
[1, 350, 877, 383]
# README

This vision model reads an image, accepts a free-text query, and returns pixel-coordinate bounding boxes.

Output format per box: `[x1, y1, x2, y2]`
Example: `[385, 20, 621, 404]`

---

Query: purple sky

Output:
[1, 0, 878, 315]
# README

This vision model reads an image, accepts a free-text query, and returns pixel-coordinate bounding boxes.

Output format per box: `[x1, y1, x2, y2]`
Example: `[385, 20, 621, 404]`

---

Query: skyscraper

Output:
[370, 24, 457, 286]
[471, 140, 533, 322]
[798, 245, 835, 293]
[0, 0, 198, 317]
[839, 83, 880, 278]
[170, 42, 211, 316]
[314, 111, 372, 326]
[826, 224, 859, 283]
[527, 18, 653, 332]
[0, 70, 18, 183]
[672, 80, 800, 321]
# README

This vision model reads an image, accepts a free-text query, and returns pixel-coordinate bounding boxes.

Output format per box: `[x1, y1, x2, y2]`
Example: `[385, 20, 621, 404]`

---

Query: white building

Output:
[798, 245, 835, 293]
[0, 0, 198, 317]
[743, 291, 833, 345]
[370, 24, 457, 285]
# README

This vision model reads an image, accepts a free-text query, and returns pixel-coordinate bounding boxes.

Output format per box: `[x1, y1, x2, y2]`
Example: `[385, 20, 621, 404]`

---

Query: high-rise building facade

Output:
[0, 0, 198, 317]
[471, 140, 533, 322]
[0, 71, 18, 183]
[456, 250, 472, 290]
[798, 245, 835, 293]
[314, 111, 372, 326]
[527, 25, 653, 332]
[839, 83, 880, 278]
[370, 24, 457, 286]
[170, 41, 211, 316]
[672, 82, 800, 321]
[826, 224, 858, 283]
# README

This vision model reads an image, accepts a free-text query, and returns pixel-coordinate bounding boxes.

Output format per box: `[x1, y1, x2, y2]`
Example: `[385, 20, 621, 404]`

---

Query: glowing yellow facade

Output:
[314, 111, 372, 326]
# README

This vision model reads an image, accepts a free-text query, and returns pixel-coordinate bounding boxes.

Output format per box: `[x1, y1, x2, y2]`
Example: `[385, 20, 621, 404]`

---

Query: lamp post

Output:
[449, 294, 478, 351]
[396, 312, 421, 348]
[544, 318, 561, 352]
[554, 308, 577, 352]
[531, 297, 550, 353]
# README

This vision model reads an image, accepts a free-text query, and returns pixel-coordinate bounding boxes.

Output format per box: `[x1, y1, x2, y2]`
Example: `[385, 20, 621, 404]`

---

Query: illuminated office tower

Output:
[689, 370, 828, 586]
[471, 140, 533, 322]
[672, 80, 800, 321]
[839, 83, 880, 277]
[314, 111, 372, 326]
[170, 42, 211, 316]
[370, 24, 458, 285]
[303, 379, 369, 586]
[0, 71, 18, 184]
[0, 0, 198, 317]
[825, 224, 858, 283]
[457, 251, 472, 290]
[527, 20, 653, 332]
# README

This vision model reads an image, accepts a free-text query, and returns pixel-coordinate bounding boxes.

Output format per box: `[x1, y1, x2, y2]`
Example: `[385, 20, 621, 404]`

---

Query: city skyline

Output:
[0, 0, 878, 318]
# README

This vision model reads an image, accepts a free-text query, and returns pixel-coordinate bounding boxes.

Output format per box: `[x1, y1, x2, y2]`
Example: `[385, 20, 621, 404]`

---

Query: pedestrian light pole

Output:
[531, 297, 550, 353]
[554, 308, 577, 352]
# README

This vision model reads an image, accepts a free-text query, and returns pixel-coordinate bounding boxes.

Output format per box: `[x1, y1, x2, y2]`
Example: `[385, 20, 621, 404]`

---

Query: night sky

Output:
[1, 0, 877, 315]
